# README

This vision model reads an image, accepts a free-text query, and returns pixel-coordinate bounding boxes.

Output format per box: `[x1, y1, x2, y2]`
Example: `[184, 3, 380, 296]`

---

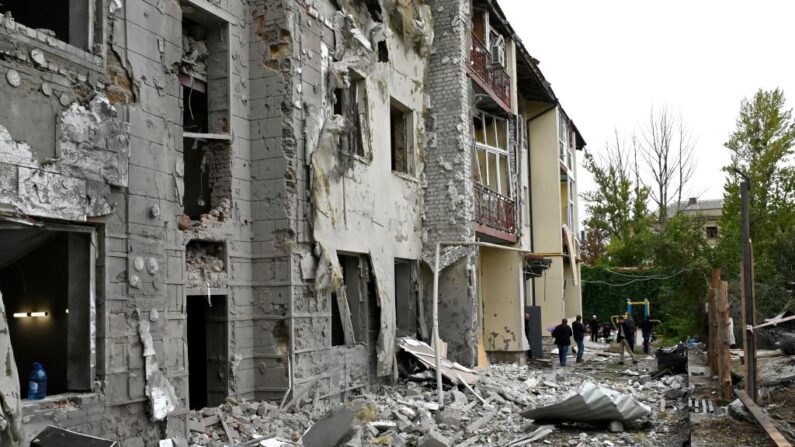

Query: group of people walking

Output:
[550, 314, 656, 367]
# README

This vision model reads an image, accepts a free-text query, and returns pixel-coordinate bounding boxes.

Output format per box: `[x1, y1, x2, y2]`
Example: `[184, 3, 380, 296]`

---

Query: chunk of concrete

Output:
[419, 429, 450, 447]
[664, 388, 686, 400]
[301, 405, 356, 447]
[608, 421, 624, 433]
[727, 398, 754, 424]
[437, 407, 463, 427]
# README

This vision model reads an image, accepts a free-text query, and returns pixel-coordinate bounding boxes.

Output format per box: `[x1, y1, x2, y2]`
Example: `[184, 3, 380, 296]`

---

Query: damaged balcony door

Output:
[334, 254, 382, 381]
[187, 295, 228, 410]
[395, 260, 425, 339]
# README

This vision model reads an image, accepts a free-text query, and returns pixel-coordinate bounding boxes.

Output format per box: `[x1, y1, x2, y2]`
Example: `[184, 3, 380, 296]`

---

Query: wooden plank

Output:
[718, 281, 733, 399]
[216, 408, 234, 443]
[735, 389, 793, 447]
[335, 288, 357, 347]
[754, 313, 795, 331]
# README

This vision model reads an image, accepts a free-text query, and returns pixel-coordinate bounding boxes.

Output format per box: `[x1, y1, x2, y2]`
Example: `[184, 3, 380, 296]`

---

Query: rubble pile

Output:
[187, 342, 691, 447]
[186, 241, 227, 289]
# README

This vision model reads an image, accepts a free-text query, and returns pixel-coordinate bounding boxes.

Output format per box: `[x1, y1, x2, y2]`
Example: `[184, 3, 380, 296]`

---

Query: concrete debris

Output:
[397, 336, 478, 385]
[29, 426, 119, 447]
[418, 429, 450, 447]
[138, 318, 178, 421]
[522, 381, 651, 424]
[181, 36, 209, 78]
[182, 346, 689, 447]
[727, 398, 755, 424]
[655, 343, 688, 376]
[300, 403, 359, 447]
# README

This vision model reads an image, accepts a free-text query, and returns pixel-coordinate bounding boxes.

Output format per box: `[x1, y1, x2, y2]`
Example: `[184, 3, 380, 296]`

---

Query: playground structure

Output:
[610, 299, 662, 328]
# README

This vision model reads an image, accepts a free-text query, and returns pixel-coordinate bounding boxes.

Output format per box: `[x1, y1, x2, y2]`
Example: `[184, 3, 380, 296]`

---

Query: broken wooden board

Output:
[397, 336, 478, 385]
[735, 389, 793, 447]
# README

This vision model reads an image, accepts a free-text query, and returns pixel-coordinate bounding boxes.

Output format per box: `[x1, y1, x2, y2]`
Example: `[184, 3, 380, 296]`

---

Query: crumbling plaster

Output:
[305, 0, 431, 384]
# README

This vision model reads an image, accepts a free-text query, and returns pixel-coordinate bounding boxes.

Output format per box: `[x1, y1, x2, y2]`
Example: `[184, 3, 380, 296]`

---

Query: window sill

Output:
[0, 19, 103, 74]
[21, 392, 102, 413]
[392, 170, 419, 184]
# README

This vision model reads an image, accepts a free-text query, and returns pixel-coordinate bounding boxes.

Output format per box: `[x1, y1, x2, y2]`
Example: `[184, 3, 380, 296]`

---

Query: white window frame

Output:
[474, 111, 512, 198]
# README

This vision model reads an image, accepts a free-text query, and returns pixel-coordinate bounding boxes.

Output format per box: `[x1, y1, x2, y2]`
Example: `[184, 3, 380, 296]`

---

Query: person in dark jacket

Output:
[573, 315, 586, 363]
[622, 315, 637, 353]
[640, 316, 654, 354]
[552, 318, 573, 366]
[602, 322, 612, 343]
[589, 315, 600, 342]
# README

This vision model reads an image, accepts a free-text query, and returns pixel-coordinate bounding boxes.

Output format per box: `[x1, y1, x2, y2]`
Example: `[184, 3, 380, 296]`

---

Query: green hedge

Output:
[581, 264, 707, 341]
[581, 265, 662, 323]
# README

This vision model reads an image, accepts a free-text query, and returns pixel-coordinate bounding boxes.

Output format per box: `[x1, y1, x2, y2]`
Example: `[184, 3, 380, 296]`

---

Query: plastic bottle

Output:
[27, 362, 47, 400]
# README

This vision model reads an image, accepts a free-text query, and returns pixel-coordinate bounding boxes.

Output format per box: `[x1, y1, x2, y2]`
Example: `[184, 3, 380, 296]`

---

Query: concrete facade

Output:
[0, 0, 585, 444]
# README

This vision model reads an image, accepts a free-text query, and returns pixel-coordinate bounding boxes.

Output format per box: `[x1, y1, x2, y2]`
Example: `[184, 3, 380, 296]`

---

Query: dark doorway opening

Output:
[187, 295, 228, 410]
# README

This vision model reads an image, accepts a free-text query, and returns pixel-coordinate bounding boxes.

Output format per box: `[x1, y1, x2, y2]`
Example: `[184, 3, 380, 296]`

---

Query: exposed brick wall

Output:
[422, 0, 480, 366]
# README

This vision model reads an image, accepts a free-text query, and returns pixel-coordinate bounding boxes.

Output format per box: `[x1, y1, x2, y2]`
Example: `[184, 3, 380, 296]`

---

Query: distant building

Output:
[661, 198, 724, 242]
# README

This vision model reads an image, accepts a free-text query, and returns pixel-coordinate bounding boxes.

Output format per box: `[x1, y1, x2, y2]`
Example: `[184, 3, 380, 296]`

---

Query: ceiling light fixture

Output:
[13, 312, 49, 318]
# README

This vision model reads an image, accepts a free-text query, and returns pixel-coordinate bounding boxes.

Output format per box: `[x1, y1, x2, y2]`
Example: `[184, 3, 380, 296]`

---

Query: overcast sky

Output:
[499, 0, 795, 220]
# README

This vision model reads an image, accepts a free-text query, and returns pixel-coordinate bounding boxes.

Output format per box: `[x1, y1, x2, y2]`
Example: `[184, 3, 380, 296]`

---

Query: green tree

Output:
[717, 89, 795, 291]
[582, 133, 653, 266]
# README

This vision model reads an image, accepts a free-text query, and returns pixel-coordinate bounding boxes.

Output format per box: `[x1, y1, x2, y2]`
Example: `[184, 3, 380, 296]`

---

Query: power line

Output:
[582, 268, 696, 287]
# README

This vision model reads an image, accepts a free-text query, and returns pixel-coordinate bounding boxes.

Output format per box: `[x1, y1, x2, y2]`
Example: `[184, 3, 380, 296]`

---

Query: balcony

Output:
[469, 32, 511, 111]
[474, 182, 516, 239]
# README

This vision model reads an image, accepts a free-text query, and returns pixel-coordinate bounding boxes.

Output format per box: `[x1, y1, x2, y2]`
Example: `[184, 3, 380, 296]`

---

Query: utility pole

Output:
[740, 179, 758, 402]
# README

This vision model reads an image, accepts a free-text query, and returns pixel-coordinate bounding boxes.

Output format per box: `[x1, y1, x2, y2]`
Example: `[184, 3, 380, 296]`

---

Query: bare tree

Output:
[640, 106, 696, 226]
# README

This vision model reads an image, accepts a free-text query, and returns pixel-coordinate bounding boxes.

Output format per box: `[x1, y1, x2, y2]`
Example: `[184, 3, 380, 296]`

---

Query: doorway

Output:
[187, 295, 228, 410]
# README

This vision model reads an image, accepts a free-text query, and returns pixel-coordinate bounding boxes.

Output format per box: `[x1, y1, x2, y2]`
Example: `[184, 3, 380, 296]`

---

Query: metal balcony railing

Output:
[474, 182, 516, 235]
[469, 32, 511, 108]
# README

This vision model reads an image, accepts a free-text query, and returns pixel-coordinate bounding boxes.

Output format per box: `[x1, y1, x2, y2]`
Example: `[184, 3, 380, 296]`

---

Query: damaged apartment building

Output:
[0, 0, 584, 445]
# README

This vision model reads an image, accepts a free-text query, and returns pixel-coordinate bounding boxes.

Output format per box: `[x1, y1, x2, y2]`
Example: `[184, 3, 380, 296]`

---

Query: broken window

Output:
[706, 226, 718, 240]
[0, 0, 99, 51]
[330, 254, 380, 374]
[474, 112, 511, 197]
[395, 260, 422, 338]
[0, 225, 95, 398]
[180, 4, 232, 222]
[390, 99, 414, 174]
[334, 74, 369, 158]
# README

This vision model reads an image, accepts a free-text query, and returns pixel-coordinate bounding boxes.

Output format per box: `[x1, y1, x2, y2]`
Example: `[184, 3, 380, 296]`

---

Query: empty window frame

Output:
[390, 99, 414, 174]
[706, 226, 718, 240]
[474, 112, 511, 197]
[333, 74, 369, 158]
[559, 113, 569, 165]
[180, 3, 232, 221]
[0, 225, 95, 397]
[0, 0, 100, 52]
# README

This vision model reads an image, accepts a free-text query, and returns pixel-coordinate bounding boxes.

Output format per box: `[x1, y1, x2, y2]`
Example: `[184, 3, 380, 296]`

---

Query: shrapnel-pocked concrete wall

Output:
[0, 0, 585, 444]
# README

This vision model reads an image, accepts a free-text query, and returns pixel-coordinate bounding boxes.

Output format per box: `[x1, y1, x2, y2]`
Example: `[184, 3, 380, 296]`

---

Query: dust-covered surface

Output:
[186, 340, 692, 446]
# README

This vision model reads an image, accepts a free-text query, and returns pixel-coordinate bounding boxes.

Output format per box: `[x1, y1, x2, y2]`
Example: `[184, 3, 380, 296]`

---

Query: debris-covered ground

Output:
[187, 340, 692, 446]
